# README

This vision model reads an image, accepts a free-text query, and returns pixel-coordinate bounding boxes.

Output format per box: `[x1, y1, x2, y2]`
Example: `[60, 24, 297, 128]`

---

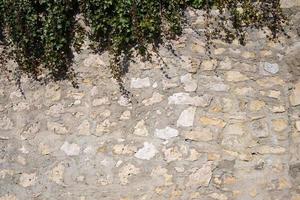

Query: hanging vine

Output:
[0, 0, 289, 94]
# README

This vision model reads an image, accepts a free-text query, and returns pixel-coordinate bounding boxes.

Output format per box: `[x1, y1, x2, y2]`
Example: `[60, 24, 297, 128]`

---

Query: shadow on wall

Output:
[286, 42, 300, 82]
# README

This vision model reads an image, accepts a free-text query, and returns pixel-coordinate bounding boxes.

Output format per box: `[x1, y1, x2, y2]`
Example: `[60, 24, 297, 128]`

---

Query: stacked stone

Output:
[0, 5, 300, 200]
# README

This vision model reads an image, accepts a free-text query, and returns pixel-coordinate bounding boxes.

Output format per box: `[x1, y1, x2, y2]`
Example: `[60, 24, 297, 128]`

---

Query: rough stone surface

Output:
[134, 142, 157, 160]
[263, 62, 280, 74]
[155, 127, 179, 140]
[290, 82, 300, 106]
[177, 107, 196, 127]
[60, 141, 81, 156]
[0, 8, 299, 199]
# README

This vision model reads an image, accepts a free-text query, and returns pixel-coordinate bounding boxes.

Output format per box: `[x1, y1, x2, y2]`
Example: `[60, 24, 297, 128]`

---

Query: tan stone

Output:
[278, 177, 291, 190]
[256, 77, 285, 88]
[226, 71, 249, 82]
[272, 119, 288, 132]
[290, 82, 300, 106]
[223, 176, 237, 185]
[192, 43, 205, 54]
[292, 194, 300, 200]
[199, 117, 226, 128]
[280, 0, 300, 8]
[119, 164, 140, 185]
[163, 146, 183, 163]
[249, 100, 265, 111]
[234, 87, 254, 96]
[19, 173, 37, 187]
[214, 48, 226, 55]
[39, 143, 51, 155]
[113, 144, 137, 155]
[151, 166, 173, 186]
[183, 129, 213, 142]
[209, 193, 228, 200]
[270, 105, 286, 113]
[223, 123, 245, 136]
[296, 121, 300, 132]
[256, 145, 286, 154]
[0, 195, 17, 200]
[48, 163, 65, 185]
[133, 120, 149, 136]
[201, 59, 217, 71]
[207, 153, 220, 161]
[188, 149, 200, 161]
[47, 121, 68, 134]
[142, 92, 164, 106]
[249, 189, 257, 197]
[242, 51, 255, 59]
[187, 162, 213, 188]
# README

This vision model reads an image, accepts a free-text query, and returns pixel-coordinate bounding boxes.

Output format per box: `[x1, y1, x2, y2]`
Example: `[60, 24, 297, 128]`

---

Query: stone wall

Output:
[0, 5, 300, 200]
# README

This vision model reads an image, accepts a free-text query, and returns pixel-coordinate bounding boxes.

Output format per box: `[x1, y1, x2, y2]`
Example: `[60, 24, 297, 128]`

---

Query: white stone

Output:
[133, 120, 149, 136]
[180, 74, 197, 92]
[168, 93, 211, 107]
[60, 141, 80, 156]
[264, 62, 279, 74]
[19, 173, 37, 187]
[130, 77, 151, 89]
[134, 142, 157, 160]
[155, 127, 179, 140]
[142, 92, 164, 106]
[177, 107, 196, 127]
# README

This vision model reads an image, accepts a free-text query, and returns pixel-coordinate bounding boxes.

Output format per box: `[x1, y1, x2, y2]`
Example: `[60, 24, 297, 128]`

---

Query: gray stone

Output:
[264, 62, 279, 74]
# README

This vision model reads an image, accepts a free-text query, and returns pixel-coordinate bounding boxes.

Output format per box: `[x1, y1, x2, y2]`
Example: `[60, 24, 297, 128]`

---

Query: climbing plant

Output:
[0, 0, 288, 94]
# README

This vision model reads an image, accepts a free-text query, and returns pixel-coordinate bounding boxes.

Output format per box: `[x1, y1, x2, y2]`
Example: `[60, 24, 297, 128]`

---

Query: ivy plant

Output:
[0, 0, 288, 95]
